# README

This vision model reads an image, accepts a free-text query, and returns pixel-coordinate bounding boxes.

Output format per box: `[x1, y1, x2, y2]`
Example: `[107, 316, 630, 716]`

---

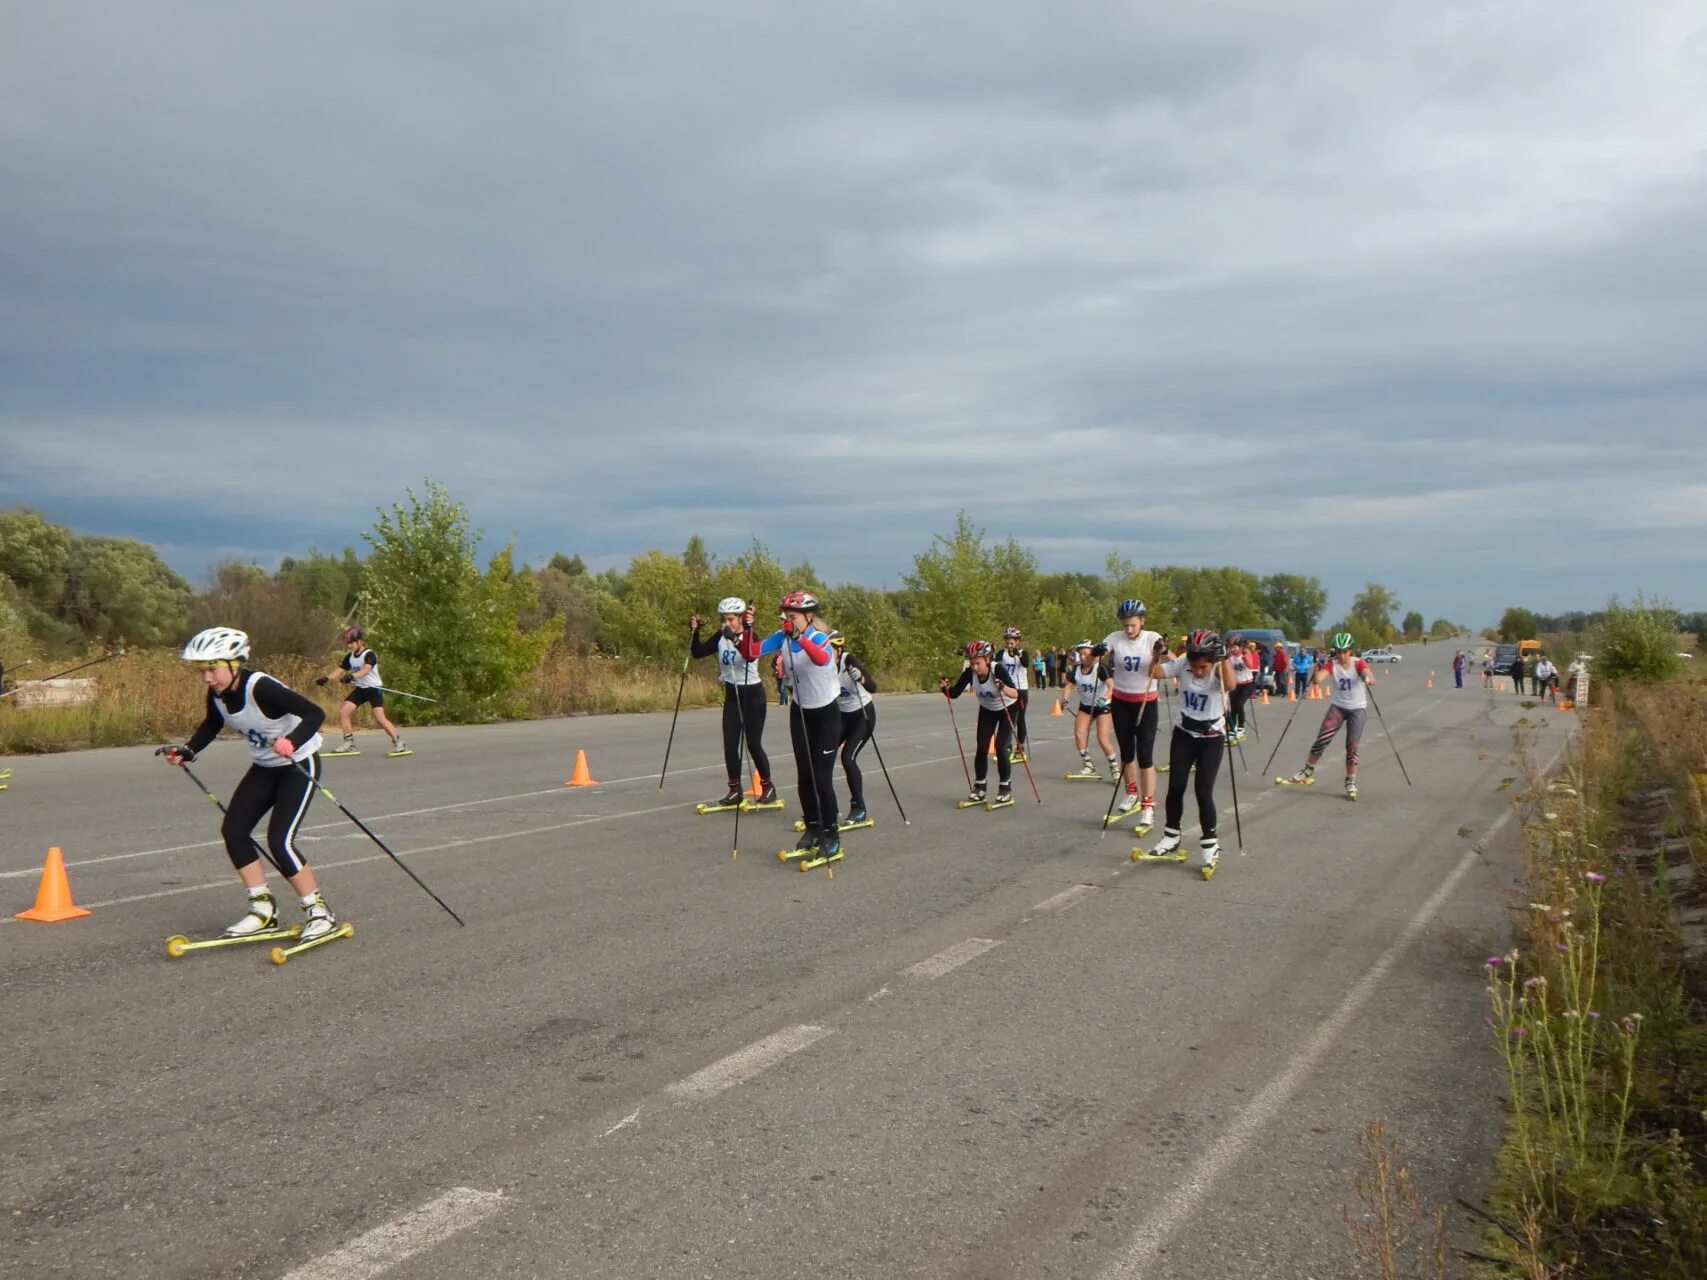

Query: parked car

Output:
[1360, 648, 1402, 664]
[1491, 643, 1519, 675]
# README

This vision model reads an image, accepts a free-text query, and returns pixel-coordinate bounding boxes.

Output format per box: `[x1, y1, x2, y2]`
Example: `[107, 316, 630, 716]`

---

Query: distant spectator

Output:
[1535, 654, 1557, 699]
[1452, 649, 1465, 688]
[1292, 645, 1313, 697]
[1271, 642, 1289, 693]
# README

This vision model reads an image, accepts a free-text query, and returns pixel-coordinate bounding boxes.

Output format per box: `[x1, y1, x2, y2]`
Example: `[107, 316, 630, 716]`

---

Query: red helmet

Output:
[343, 626, 364, 643]
[779, 590, 818, 614]
[1186, 629, 1225, 661]
[964, 640, 993, 660]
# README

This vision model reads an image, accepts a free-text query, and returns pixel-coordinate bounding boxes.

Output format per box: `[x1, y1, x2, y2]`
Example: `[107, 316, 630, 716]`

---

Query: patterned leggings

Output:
[1308, 705, 1366, 768]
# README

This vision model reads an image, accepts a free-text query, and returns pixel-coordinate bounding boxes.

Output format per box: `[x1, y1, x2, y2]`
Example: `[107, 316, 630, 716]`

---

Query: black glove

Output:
[340, 673, 353, 684]
[1092, 643, 1108, 657]
[155, 744, 196, 765]
[316, 676, 330, 686]
[1152, 639, 1167, 659]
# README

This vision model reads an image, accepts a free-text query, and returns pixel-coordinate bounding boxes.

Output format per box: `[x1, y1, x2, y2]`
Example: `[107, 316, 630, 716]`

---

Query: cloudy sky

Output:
[2, 1, 1702, 626]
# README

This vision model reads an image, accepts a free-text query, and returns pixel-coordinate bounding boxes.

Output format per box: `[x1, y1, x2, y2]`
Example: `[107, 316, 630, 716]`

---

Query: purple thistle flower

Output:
[1486, 956, 1504, 968]
[1583, 871, 1607, 884]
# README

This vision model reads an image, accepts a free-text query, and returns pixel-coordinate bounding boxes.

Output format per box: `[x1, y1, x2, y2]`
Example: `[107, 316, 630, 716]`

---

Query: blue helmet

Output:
[1117, 598, 1146, 620]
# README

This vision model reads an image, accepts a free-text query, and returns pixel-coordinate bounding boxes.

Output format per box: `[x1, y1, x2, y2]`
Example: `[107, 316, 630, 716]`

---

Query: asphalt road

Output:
[2, 642, 1565, 1278]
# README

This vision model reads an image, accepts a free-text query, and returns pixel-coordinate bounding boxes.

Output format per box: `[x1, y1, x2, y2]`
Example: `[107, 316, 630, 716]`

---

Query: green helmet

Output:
[1331, 631, 1354, 652]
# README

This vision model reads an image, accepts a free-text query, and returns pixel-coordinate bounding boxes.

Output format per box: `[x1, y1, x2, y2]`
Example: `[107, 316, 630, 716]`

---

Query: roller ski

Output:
[1344, 777, 1358, 802]
[794, 804, 873, 833]
[165, 891, 301, 958]
[1275, 768, 1316, 788]
[0, 767, 10, 790]
[1197, 839, 1221, 881]
[956, 786, 988, 810]
[778, 827, 821, 862]
[1132, 830, 1187, 864]
[1130, 798, 1156, 836]
[798, 832, 843, 872]
[1065, 758, 1103, 781]
[696, 786, 746, 815]
[739, 783, 785, 812]
[985, 785, 1014, 811]
[321, 735, 361, 759]
[1103, 787, 1140, 828]
[385, 737, 413, 758]
[1008, 750, 1027, 765]
[269, 896, 351, 964]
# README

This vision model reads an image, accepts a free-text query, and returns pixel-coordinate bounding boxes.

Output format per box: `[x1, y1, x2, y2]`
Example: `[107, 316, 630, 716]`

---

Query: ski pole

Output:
[1098, 700, 1137, 840]
[657, 628, 694, 789]
[375, 685, 437, 703]
[943, 689, 973, 793]
[730, 654, 752, 860]
[157, 750, 282, 875]
[1364, 682, 1413, 787]
[286, 756, 466, 925]
[999, 696, 1041, 803]
[0, 649, 125, 699]
[1222, 713, 1245, 852]
[1260, 694, 1306, 776]
[864, 713, 910, 825]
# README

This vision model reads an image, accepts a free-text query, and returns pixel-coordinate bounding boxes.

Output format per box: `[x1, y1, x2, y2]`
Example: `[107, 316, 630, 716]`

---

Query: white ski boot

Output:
[223, 891, 278, 938]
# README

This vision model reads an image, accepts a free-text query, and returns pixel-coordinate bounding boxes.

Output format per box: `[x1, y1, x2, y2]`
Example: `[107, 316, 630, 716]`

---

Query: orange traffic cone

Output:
[744, 772, 765, 796]
[1051, 699, 1064, 717]
[987, 736, 998, 757]
[1426, 673, 1434, 689]
[1260, 689, 1270, 705]
[16, 847, 90, 922]
[1287, 688, 1296, 702]
[564, 750, 597, 787]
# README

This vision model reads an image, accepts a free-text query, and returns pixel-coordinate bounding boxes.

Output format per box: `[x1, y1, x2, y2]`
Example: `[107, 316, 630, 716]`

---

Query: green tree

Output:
[591, 549, 693, 660]
[547, 552, 587, 578]
[0, 507, 73, 610]
[1497, 607, 1538, 642]
[1104, 554, 1177, 640]
[191, 563, 335, 659]
[276, 548, 364, 615]
[900, 513, 999, 666]
[1401, 610, 1424, 639]
[708, 541, 788, 626]
[1592, 595, 1681, 683]
[360, 481, 549, 718]
[63, 535, 194, 647]
[1257, 573, 1328, 639]
[1160, 566, 1269, 634]
[1346, 582, 1401, 645]
[824, 583, 903, 672]
[1428, 617, 1456, 638]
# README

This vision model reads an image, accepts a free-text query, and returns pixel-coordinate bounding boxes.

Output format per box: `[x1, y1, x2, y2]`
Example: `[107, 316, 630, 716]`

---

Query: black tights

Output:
[223, 756, 319, 876]
[1162, 728, 1224, 838]
[839, 704, 875, 808]
[974, 705, 1014, 786]
[789, 700, 841, 832]
[720, 682, 771, 789]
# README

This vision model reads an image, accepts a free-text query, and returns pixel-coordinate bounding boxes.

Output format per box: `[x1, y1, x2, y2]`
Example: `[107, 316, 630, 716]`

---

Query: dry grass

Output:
[1, 645, 922, 752]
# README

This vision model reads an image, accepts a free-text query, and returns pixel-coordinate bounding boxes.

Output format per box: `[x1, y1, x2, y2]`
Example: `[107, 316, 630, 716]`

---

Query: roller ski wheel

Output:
[985, 793, 1014, 811]
[269, 920, 354, 965]
[1200, 862, 1218, 881]
[1274, 772, 1315, 787]
[1132, 835, 1187, 864]
[1155, 763, 1170, 774]
[1198, 843, 1221, 881]
[1008, 751, 1027, 765]
[798, 841, 843, 872]
[165, 924, 302, 957]
[1345, 780, 1358, 802]
[778, 830, 820, 862]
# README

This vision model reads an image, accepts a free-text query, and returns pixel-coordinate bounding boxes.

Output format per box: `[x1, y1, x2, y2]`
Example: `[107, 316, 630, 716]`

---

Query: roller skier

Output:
[1064, 640, 1120, 781]
[1140, 629, 1236, 879]
[689, 598, 778, 813]
[1277, 632, 1372, 801]
[758, 591, 844, 868]
[940, 641, 1021, 810]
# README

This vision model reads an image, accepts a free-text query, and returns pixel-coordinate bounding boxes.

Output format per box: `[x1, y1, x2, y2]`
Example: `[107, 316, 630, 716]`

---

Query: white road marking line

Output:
[0, 723, 978, 881]
[0, 745, 1034, 920]
[277, 1185, 506, 1280]
[1094, 781, 1545, 1279]
[903, 937, 1001, 980]
[1033, 884, 1098, 913]
[664, 1024, 832, 1101]
[598, 1106, 643, 1139]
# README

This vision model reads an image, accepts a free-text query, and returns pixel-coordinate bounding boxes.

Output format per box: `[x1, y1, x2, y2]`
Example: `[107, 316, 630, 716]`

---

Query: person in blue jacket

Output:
[1292, 645, 1314, 699]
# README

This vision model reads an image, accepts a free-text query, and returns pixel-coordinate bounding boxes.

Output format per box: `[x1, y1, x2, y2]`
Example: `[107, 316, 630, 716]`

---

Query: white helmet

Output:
[181, 627, 250, 663]
[716, 597, 748, 615]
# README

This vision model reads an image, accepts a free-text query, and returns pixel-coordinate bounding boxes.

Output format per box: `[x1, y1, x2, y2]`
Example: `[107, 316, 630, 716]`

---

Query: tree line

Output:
[4, 484, 1437, 718]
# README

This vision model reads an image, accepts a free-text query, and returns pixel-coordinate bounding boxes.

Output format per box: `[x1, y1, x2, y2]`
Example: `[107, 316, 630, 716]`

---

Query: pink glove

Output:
[272, 737, 296, 759]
